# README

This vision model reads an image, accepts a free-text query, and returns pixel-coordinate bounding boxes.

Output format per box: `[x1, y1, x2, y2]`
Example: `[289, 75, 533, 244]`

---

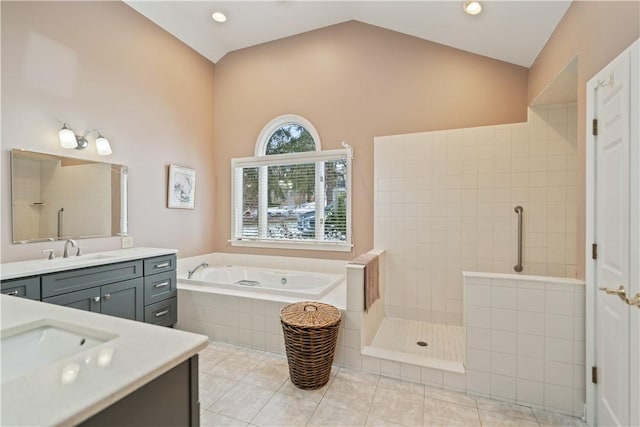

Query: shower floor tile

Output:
[366, 318, 465, 371]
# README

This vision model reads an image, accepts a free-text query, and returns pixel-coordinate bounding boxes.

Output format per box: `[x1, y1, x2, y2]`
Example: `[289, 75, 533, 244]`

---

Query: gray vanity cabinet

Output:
[4, 252, 177, 326]
[0, 276, 40, 300]
[41, 261, 143, 299]
[142, 255, 177, 326]
[101, 279, 144, 321]
[43, 288, 101, 313]
[42, 278, 144, 321]
[41, 260, 145, 322]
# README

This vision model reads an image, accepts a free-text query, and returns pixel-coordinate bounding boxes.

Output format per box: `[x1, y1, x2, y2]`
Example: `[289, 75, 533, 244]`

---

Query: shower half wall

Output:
[374, 103, 578, 325]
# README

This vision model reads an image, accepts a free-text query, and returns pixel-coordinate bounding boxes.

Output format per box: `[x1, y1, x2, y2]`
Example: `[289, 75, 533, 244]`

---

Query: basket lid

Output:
[280, 301, 341, 328]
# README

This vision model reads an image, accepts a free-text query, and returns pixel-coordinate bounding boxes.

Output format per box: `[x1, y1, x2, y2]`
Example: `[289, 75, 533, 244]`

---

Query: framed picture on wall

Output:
[167, 165, 196, 209]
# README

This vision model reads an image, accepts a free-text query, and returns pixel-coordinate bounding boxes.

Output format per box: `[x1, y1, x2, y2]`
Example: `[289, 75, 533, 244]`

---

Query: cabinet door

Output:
[101, 278, 144, 322]
[43, 288, 101, 312]
[1, 276, 40, 300]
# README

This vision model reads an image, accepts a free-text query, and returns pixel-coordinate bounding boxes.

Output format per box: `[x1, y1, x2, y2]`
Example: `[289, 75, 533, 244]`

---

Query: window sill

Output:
[229, 239, 353, 252]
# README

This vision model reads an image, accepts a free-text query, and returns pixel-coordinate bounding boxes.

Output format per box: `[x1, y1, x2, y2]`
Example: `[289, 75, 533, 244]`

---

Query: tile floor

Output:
[198, 341, 587, 427]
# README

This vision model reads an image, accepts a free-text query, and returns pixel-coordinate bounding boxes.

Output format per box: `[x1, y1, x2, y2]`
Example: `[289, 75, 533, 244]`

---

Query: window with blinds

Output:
[231, 149, 352, 251]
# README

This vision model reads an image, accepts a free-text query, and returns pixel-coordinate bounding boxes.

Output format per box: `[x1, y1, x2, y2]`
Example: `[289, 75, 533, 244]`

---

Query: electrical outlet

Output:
[121, 236, 134, 249]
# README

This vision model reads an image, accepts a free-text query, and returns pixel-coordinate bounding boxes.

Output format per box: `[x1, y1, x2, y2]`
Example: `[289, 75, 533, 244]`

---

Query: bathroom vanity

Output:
[1, 247, 178, 327]
[0, 292, 207, 426]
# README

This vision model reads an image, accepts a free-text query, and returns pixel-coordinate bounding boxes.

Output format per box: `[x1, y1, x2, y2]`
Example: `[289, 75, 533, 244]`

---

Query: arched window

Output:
[231, 115, 352, 251]
[255, 114, 321, 156]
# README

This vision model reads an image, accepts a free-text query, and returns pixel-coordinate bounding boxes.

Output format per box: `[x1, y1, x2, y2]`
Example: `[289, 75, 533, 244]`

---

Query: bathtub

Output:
[179, 265, 344, 298]
[176, 252, 347, 358]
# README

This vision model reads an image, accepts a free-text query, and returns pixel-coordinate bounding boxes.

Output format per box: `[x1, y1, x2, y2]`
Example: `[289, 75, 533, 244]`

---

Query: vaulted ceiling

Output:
[125, 1, 572, 67]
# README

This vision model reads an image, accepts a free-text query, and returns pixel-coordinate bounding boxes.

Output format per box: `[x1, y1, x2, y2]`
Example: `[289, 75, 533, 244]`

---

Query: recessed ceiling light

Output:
[212, 12, 227, 23]
[463, 1, 482, 15]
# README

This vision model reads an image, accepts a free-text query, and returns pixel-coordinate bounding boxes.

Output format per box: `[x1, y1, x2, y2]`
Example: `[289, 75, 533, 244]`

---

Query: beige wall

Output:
[1, 1, 216, 262]
[528, 1, 640, 278]
[213, 21, 529, 259]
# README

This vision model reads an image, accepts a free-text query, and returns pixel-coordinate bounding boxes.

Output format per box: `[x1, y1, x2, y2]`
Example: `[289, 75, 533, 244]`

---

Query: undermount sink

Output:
[1, 320, 116, 384]
[44, 254, 116, 264]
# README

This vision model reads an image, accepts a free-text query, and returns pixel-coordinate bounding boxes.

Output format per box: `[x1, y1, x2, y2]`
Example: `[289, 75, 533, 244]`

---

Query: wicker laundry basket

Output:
[280, 301, 341, 390]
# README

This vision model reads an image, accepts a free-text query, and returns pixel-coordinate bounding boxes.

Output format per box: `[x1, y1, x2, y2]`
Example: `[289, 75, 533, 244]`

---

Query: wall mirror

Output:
[11, 149, 128, 244]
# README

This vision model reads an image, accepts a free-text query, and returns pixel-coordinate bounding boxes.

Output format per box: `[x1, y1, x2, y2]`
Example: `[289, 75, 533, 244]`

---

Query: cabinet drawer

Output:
[1, 276, 40, 300]
[144, 255, 176, 276]
[144, 297, 177, 327]
[144, 271, 177, 305]
[42, 261, 143, 298]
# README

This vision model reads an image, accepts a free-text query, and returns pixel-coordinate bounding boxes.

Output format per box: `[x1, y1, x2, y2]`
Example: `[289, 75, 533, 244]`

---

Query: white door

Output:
[588, 39, 639, 427]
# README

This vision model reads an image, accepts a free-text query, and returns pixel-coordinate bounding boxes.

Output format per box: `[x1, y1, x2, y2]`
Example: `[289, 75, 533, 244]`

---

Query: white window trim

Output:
[230, 148, 353, 252]
[254, 114, 322, 156]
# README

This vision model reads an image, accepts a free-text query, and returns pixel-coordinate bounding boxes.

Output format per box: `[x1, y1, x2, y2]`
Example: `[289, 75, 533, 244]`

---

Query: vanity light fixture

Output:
[58, 123, 112, 156]
[94, 132, 113, 156]
[463, 1, 483, 15]
[212, 11, 227, 23]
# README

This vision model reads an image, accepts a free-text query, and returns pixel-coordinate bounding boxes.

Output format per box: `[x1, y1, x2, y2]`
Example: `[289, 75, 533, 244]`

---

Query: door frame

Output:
[586, 39, 639, 427]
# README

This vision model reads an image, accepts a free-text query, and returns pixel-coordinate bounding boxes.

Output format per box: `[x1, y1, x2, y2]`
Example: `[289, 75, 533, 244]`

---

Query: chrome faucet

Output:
[187, 262, 209, 279]
[63, 239, 77, 258]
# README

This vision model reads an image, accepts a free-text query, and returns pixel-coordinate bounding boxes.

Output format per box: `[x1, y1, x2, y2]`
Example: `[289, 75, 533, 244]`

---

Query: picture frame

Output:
[167, 165, 196, 209]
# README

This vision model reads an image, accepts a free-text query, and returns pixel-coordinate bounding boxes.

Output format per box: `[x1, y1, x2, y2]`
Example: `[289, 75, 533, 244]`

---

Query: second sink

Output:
[1, 320, 116, 384]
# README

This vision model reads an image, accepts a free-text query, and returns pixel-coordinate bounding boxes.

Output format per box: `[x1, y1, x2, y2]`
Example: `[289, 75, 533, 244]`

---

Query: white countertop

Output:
[1, 295, 208, 427]
[0, 247, 178, 280]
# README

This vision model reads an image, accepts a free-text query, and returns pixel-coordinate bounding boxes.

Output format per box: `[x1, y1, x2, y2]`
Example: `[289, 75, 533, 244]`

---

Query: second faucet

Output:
[63, 239, 77, 258]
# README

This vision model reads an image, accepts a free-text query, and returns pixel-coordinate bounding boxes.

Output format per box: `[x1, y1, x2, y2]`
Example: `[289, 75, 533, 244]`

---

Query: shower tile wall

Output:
[12, 158, 43, 241]
[39, 161, 112, 239]
[374, 103, 578, 325]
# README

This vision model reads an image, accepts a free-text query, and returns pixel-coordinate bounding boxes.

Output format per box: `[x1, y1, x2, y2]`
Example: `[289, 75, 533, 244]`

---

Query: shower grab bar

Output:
[514, 206, 524, 272]
[57, 208, 64, 239]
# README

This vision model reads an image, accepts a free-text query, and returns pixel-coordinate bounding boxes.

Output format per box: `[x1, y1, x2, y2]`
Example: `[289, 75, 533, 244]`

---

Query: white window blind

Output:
[231, 149, 351, 250]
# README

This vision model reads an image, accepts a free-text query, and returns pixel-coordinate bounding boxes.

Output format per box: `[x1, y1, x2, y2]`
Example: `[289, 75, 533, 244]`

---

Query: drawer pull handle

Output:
[155, 309, 169, 318]
[103, 293, 112, 301]
[6, 290, 19, 296]
[154, 282, 170, 289]
[155, 262, 170, 268]
[93, 296, 101, 303]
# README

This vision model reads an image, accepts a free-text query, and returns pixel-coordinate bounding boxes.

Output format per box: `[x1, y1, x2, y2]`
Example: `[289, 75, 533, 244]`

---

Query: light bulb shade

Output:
[463, 1, 482, 15]
[59, 124, 77, 149]
[95, 135, 112, 156]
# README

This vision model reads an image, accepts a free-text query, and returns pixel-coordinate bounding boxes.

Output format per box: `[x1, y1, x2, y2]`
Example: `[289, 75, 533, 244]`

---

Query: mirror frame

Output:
[10, 149, 128, 244]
